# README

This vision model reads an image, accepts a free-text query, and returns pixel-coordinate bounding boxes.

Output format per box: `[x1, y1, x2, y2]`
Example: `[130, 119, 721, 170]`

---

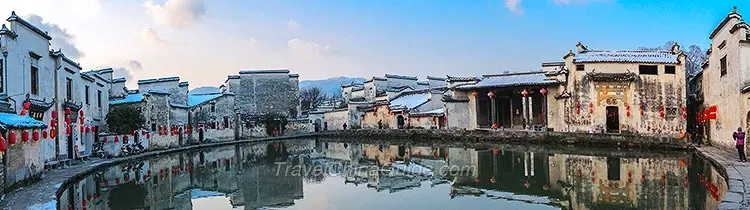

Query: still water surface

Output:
[58, 138, 727, 210]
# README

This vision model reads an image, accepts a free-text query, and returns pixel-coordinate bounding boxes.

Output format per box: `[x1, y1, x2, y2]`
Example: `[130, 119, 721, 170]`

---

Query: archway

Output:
[397, 115, 405, 129]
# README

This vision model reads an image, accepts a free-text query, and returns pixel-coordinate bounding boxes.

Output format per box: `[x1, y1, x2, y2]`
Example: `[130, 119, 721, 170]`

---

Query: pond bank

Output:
[696, 146, 750, 209]
[0, 133, 315, 210]
[317, 129, 690, 150]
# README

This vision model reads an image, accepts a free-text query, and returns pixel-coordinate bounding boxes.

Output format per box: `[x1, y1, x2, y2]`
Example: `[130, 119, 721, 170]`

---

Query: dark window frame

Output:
[721, 55, 728, 76]
[97, 90, 102, 107]
[85, 85, 90, 105]
[576, 64, 585, 71]
[664, 66, 676, 74]
[31, 66, 39, 95]
[638, 65, 658, 75]
[66, 77, 72, 100]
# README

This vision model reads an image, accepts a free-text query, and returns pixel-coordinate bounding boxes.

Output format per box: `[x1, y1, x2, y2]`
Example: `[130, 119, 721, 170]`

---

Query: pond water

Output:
[57, 138, 727, 210]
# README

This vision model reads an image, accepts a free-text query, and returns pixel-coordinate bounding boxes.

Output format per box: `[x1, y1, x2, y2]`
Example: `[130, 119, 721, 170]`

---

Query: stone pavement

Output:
[696, 146, 750, 209]
[0, 133, 315, 210]
[0, 158, 112, 210]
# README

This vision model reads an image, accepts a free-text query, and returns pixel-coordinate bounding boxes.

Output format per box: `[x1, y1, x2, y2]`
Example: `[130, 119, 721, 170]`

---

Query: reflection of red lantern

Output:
[8, 131, 16, 146]
[65, 117, 71, 125]
[21, 130, 29, 142]
[539, 88, 547, 95]
[114, 136, 119, 142]
[589, 102, 594, 114]
[80, 125, 84, 133]
[79, 117, 84, 124]
[146, 133, 151, 139]
[85, 126, 90, 133]
[32, 130, 39, 141]
[51, 110, 57, 118]
[102, 136, 108, 143]
[0, 136, 6, 153]
[521, 89, 529, 97]
[576, 103, 581, 115]
[42, 130, 48, 139]
[19, 109, 27, 116]
[626, 105, 631, 117]
[123, 135, 129, 142]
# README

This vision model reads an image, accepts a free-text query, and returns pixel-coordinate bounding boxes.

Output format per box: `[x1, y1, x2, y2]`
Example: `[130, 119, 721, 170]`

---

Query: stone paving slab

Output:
[696, 146, 750, 209]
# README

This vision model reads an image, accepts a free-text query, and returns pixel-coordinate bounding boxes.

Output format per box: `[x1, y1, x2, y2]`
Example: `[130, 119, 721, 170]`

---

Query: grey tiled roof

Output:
[385, 74, 418, 80]
[239, 69, 290, 74]
[457, 71, 558, 90]
[138, 77, 180, 84]
[574, 50, 678, 64]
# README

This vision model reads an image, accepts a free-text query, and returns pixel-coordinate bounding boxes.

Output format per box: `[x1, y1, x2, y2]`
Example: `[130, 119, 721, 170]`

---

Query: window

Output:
[85, 86, 90, 105]
[66, 78, 72, 100]
[607, 157, 621, 181]
[576, 64, 585, 71]
[665, 66, 676, 74]
[151, 123, 157, 131]
[0, 59, 4, 93]
[721, 55, 727, 76]
[666, 107, 678, 120]
[718, 40, 727, 49]
[97, 90, 102, 107]
[31, 66, 39, 95]
[638, 65, 658, 75]
[211, 104, 216, 112]
[224, 116, 229, 128]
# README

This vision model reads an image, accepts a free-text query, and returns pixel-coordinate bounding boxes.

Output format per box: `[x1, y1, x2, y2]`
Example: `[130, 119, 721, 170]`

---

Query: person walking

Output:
[734, 127, 746, 162]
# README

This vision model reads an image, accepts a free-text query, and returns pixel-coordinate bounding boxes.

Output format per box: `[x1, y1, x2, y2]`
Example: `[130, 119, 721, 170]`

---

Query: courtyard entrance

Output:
[606, 106, 619, 133]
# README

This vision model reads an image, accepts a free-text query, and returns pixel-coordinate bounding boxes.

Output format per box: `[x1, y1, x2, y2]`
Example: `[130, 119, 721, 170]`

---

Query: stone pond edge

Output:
[50, 129, 743, 209]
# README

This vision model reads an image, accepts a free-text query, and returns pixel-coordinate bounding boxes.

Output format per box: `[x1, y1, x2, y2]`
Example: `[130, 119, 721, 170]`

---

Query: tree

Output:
[641, 41, 707, 76]
[105, 105, 146, 134]
[300, 87, 323, 111]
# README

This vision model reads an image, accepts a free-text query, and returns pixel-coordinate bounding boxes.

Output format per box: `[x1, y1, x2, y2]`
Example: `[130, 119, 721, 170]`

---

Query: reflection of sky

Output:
[192, 196, 235, 210]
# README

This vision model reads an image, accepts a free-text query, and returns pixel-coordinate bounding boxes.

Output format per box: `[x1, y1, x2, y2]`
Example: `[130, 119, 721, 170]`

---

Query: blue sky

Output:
[0, 0, 745, 88]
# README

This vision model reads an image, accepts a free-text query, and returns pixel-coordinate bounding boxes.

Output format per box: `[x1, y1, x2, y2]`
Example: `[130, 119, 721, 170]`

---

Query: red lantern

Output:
[589, 102, 594, 114]
[626, 105, 631, 117]
[521, 89, 529, 97]
[146, 133, 151, 139]
[65, 107, 71, 115]
[123, 135, 129, 142]
[79, 117, 84, 124]
[80, 125, 84, 133]
[21, 130, 29, 142]
[0, 136, 6, 154]
[65, 117, 71, 125]
[539, 88, 547, 95]
[471, 91, 478, 97]
[141, 130, 146, 135]
[42, 130, 48, 139]
[32, 130, 39, 141]
[50, 119, 56, 127]
[20, 109, 27, 116]
[132, 130, 137, 136]
[50, 129, 56, 139]
[102, 136, 108, 143]
[66, 126, 72, 134]
[79, 110, 84, 117]
[85, 126, 90, 133]
[92, 126, 97, 133]
[23, 101, 31, 110]
[8, 131, 16, 146]
[51, 110, 57, 118]
[487, 91, 495, 99]
[114, 136, 119, 142]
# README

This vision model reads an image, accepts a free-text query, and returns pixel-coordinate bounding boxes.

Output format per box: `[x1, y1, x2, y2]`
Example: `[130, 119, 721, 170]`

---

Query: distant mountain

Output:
[299, 77, 366, 96]
[189, 86, 221, 95]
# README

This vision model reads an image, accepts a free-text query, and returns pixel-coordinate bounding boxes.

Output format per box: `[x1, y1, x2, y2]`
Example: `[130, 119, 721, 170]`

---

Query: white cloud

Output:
[144, 0, 206, 28]
[141, 27, 173, 45]
[287, 20, 302, 33]
[127, 60, 143, 70]
[245, 38, 258, 45]
[505, 0, 524, 15]
[288, 38, 335, 59]
[25, 14, 84, 59]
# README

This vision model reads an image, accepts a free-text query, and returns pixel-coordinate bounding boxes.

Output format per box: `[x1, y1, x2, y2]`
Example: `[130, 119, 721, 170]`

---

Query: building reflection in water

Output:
[56, 139, 726, 210]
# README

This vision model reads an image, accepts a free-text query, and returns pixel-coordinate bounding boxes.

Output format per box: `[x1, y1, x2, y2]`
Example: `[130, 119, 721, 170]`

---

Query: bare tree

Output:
[641, 41, 707, 76]
[300, 87, 323, 111]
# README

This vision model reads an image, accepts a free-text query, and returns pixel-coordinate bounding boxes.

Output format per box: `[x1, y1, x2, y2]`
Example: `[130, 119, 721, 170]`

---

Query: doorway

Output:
[606, 106, 619, 133]
[67, 126, 74, 159]
[397, 115, 405, 129]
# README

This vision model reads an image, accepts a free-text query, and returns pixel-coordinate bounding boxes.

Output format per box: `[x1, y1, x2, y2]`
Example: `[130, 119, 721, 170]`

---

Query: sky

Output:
[0, 0, 745, 89]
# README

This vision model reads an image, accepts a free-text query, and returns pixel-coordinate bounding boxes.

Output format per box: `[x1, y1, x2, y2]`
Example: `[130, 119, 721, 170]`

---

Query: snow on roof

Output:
[0, 112, 47, 129]
[410, 108, 444, 117]
[457, 71, 558, 90]
[390, 92, 430, 110]
[109, 94, 144, 105]
[188, 93, 225, 107]
[574, 50, 678, 64]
